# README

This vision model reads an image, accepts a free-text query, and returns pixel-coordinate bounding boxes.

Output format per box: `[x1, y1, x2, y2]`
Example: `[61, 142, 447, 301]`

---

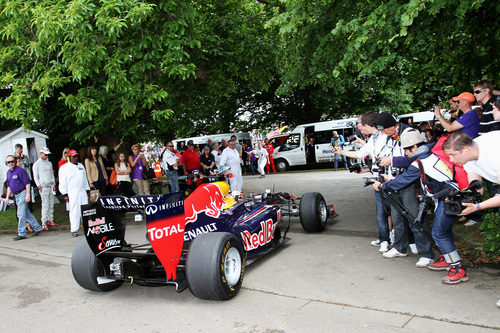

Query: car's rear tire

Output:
[299, 192, 328, 232]
[71, 238, 123, 292]
[186, 232, 244, 300]
[275, 159, 289, 172]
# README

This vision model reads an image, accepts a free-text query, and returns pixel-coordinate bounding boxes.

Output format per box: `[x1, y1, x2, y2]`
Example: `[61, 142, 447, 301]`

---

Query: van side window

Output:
[314, 130, 332, 144]
[281, 134, 300, 151]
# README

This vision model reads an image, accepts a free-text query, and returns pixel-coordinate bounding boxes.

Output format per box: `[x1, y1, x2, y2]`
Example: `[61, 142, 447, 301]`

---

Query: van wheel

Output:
[299, 192, 328, 232]
[275, 159, 289, 172]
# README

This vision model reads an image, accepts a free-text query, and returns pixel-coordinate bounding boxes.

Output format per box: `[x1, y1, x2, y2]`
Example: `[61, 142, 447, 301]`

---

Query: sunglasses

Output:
[474, 88, 487, 94]
[6, 160, 15, 164]
[167, 145, 174, 147]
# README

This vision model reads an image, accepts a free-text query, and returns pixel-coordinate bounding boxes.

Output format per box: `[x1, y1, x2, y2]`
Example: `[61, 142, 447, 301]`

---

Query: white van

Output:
[173, 132, 251, 150]
[272, 118, 360, 171]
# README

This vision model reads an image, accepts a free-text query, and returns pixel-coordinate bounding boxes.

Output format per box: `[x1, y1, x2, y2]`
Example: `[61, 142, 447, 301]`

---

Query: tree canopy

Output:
[0, 0, 498, 149]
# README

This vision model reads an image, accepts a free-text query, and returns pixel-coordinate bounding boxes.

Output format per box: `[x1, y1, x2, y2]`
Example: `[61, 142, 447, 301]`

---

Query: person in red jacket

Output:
[263, 138, 276, 173]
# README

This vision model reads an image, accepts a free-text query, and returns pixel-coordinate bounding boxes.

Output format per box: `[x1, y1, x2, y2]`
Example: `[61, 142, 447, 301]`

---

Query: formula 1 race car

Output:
[71, 179, 337, 300]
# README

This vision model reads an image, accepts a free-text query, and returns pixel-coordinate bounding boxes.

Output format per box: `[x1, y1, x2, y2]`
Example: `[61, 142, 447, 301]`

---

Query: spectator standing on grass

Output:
[85, 146, 108, 196]
[129, 144, 150, 195]
[32, 147, 57, 231]
[15, 144, 31, 180]
[99, 139, 123, 193]
[5, 154, 43, 241]
[59, 150, 90, 237]
[58, 148, 70, 170]
[114, 153, 134, 197]
[211, 143, 222, 170]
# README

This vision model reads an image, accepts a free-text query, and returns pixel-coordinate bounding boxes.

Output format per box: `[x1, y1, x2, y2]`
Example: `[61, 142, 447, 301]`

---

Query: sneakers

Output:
[370, 239, 381, 247]
[442, 267, 469, 284]
[42, 224, 49, 231]
[409, 243, 418, 255]
[32, 230, 42, 237]
[427, 255, 451, 271]
[379, 241, 389, 253]
[13, 235, 27, 241]
[71, 232, 79, 237]
[416, 257, 434, 268]
[464, 219, 481, 227]
[47, 221, 59, 227]
[383, 248, 407, 258]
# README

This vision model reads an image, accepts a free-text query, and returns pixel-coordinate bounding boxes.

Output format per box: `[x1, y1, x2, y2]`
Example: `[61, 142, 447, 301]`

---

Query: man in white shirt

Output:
[162, 141, 180, 193]
[32, 147, 56, 230]
[58, 150, 90, 237]
[220, 139, 243, 192]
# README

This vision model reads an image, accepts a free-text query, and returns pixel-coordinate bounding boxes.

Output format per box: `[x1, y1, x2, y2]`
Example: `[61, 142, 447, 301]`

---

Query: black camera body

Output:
[443, 180, 483, 215]
[349, 164, 361, 173]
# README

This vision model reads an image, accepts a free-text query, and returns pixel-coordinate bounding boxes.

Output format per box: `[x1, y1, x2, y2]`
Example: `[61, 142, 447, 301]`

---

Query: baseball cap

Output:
[376, 112, 397, 130]
[39, 147, 51, 154]
[203, 145, 210, 151]
[187, 140, 194, 145]
[401, 130, 424, 148]
[452, 92, 475, 103]
[67, 149, 79, 156]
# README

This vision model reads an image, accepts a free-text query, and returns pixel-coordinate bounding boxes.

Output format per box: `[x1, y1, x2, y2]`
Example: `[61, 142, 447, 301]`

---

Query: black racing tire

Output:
[186, 232, 244, 300]
[71, 238, 123, 292]
[275, 159, 289, 172]
[299, 192, 328, 232]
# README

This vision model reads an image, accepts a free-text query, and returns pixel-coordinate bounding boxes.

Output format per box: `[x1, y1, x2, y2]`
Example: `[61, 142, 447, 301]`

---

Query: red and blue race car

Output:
[71, 179, 337, 300]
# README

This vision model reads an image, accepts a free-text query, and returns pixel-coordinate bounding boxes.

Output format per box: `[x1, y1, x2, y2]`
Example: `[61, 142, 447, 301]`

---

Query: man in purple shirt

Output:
[4, 155, 43, 240]
[433, 91, 480, 139]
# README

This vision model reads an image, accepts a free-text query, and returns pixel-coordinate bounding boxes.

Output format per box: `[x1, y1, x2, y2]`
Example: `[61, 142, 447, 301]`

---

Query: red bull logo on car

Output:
[184, 183, 227, 224]
[240, 219, 277, 251]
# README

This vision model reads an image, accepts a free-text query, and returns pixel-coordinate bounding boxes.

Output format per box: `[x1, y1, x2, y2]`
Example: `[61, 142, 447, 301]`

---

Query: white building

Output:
[0, 127, 49, 186]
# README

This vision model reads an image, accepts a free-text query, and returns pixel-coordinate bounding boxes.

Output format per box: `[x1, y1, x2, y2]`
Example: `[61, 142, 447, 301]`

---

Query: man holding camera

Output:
[331, 130, 348, 170]
[371, 131, 469, 283]
[374, 113, 432, 264]
[334, 112, 392, 252]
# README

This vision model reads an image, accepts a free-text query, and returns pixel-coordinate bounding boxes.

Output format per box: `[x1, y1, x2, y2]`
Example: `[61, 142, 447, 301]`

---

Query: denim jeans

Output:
[374, 190, 390, 242]
[432, 199, 457, 255]
[166, 170, 179, 193]
[15, 190, 42, 237]
[390, 184, 433, 258]
[334, 153, 348, 169]
[249, 161, 258, 175]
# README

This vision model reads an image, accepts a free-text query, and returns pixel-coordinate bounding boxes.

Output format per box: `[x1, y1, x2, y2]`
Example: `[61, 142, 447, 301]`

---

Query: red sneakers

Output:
[47, 221, 59, 227]
[427, 255, 451, 271]
[42, 224, 49, 231]
[442, 267, 469, 284]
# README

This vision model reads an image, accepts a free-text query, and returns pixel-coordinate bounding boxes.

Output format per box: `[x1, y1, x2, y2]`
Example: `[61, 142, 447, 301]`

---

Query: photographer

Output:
[334, 112, 391, 252]
[443, 130, 500, 215]
[371, 132, 471, 284]
[374, 113, 430, 264]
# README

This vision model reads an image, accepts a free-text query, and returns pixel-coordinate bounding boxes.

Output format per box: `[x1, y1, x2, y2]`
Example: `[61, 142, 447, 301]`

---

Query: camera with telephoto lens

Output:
[443, 180, 483, 215]
[346, 135, 357, 142]
[371, 158, 386, 175]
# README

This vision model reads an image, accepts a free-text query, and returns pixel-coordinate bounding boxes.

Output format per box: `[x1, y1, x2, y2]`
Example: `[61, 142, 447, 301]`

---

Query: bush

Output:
[479, 212, 500, 257]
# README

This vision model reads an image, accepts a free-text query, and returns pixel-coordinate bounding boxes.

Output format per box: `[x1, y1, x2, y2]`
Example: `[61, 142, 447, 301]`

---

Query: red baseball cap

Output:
[67, 149, 79, 156]
[452, 92, 475, 103]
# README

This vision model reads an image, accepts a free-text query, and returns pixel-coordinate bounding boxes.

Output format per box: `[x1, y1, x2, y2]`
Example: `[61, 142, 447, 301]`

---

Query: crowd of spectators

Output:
[334, 80, 500, 307]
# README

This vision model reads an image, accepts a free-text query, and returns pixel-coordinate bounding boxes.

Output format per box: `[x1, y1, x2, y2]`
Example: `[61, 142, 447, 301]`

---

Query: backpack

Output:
[430, 135, 469, 189]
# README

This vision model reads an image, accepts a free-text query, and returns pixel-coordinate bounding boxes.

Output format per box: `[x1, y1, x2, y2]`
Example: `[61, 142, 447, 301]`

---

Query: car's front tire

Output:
[186, 232, 244, 300]
[299, 192, 328, 232]
[71, 238, 123, 292]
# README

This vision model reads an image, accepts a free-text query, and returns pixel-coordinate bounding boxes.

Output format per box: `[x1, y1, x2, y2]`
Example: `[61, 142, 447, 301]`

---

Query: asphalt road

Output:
[1, 170, 499, 332]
